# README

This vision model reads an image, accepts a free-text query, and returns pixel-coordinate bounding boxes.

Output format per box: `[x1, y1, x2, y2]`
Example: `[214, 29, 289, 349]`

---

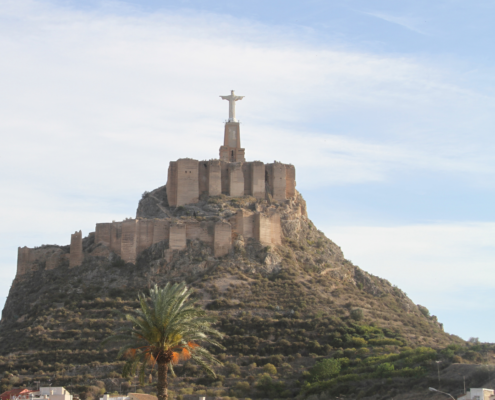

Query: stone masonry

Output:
[15, 91, 298, 275]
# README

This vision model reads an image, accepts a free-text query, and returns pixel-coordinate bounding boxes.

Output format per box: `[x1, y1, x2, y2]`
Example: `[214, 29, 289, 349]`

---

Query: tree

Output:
[102, 282, 224, 400]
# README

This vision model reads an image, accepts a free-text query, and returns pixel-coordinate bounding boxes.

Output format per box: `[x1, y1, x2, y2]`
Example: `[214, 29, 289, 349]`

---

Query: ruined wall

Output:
[17, 247, 33, 277]
[208, 160, 222, 196]
[269, 213, 282, 245]
[233, 209, 255, 239]
[242, 162, 252, 196]
[46, 250, 65, 270]
[110, 222, 122, 256]
[254, 214, 272, 245]
[285, 164, 296, 199]
[176, 159, 199, 206]
[121, 220, 137, 264]
[69, 231, 83, 268]
[95, 223, 112, 247]
[136, 219, 154, 254]
[170, 224, 186, 250]
[153, 220, 170, 244]
[167, 161, 178, 207]
[214, 221, 232, 257]
[186, 222, 213, 244]
[198, 162, 209, 196]
[220, 161, 229, 195]
[17, 246, 67, 276]
[228, 163, 244, 197]
[251, 161, 265, 199]
[271, 162, 287, 201]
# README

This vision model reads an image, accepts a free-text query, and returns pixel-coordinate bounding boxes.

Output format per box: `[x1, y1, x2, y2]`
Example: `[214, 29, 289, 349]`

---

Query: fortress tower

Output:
[166, 90, 296, 207]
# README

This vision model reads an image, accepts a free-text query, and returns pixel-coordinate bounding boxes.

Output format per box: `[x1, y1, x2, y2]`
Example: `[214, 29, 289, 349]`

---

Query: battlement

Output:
[167, 159, 296, 207]
[94, 208, 282, 263]
[16, 245, 69, 277]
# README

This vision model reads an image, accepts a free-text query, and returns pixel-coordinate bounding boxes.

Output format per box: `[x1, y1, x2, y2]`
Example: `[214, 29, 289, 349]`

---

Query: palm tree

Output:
[102, 282, 224, 400]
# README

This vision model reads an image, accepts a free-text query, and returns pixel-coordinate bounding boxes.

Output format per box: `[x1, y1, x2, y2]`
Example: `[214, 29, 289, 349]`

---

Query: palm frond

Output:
[101, 282, 224, 387]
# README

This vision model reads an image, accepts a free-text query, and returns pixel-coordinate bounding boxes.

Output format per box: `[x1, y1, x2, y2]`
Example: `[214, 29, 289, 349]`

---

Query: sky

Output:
[0, 0, 494, 342]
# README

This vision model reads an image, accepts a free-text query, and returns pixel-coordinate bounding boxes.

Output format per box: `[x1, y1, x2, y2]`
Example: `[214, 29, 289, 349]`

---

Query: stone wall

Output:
[170, 224, 186, 250]
[95, 223, 112, 247]
[228, 163, 244, 197]
[69, 231, 83, 268]
[17, 206, 284, 276]
[254, 214, 272, 245]
[166, 161, 178, 206]
[186, 222, 213, 244]
[167, 159, 296, 207]
[152, 220, 170, 244]
[271, 162, 287, 201]
[16, 246, 68, 276]
[198, 162, 209, 196]
[214, 221, 232, 257]
[269, 213, 282, 245]
[17, 246, 33, 276]
[136, 219, 154, 254]
[285, 164, 296, 199]
[251, 161, 265, 199]
[176, 159, 200, 206]
[234, 209, 255, 239]
[110, 222, 122, 256]
[242, 162, 252, 196]
[121, 220, 137, 264]
[46, 249, 65, 270]
[207, 161, 222, 196]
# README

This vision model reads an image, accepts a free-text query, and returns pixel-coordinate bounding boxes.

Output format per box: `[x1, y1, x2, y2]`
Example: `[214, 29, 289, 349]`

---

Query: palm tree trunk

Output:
[157, 361, 168, 400]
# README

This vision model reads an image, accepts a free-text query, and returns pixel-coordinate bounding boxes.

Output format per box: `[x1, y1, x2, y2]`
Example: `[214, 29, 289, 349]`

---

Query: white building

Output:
[458, 388, 494, 400]
[29, 387, 72, 400]
[99, 395, 129, 400]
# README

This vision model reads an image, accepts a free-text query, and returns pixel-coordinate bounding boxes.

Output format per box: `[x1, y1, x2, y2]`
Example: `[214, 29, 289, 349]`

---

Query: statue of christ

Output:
[220, 90, 244, 122]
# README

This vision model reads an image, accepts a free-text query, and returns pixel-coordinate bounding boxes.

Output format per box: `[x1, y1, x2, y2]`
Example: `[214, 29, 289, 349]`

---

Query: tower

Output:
[219, 90, 246, 162]
[220, 122, 245, 162]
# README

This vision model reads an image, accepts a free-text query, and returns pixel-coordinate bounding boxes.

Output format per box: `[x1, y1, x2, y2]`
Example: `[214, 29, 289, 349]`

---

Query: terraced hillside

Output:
[1, 189, 489, 400]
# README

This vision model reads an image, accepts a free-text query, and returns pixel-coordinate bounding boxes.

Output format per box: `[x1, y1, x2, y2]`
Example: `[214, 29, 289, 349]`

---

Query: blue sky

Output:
[0, 0, 494, 342]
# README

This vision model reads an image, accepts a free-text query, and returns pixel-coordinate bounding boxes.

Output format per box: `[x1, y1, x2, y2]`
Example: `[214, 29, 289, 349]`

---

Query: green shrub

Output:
[350, 309, 364, 321]
[262, 363, 277, 375]
[309, 358, 341, 382]
[375, 363, 395, 377]
[349, 337, 367, 348]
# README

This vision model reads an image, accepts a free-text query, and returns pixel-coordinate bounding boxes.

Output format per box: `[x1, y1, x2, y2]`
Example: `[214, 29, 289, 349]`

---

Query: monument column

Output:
[219, 90, 246, 162]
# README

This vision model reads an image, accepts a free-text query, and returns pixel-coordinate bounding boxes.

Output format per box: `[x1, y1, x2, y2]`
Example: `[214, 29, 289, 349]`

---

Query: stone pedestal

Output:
[220, 122, 245, 162]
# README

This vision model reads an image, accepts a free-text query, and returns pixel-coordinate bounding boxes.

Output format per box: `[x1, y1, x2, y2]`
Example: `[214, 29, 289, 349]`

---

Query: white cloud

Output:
[363, 10, 428, 35]
[323, 222, 495, 311]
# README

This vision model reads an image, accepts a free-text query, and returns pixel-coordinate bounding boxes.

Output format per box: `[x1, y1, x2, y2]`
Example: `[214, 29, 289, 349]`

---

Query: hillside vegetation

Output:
[0, 191, 492, 400]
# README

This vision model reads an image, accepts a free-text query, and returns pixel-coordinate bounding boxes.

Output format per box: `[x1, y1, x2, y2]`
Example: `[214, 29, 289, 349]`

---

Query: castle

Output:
[15, 91, 299, 277]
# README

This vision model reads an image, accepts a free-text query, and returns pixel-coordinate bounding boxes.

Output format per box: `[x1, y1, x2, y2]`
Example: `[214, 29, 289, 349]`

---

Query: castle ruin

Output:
[15, 91, 298, 277]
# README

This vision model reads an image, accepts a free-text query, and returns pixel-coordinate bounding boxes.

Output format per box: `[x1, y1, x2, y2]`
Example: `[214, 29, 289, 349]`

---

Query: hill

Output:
[2, 186, 492, 400]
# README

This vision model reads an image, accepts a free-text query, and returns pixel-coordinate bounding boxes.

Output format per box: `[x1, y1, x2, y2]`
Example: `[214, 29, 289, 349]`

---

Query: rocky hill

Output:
[1, 187, 490, 400]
